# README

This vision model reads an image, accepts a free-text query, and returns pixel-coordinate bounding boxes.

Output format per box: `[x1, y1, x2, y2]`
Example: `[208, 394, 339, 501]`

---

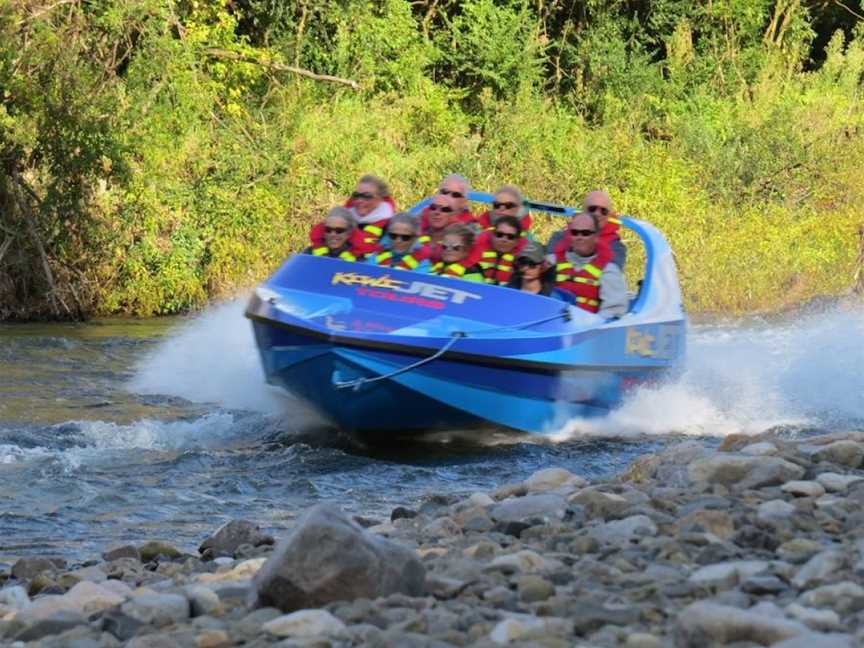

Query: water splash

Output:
[555, 302, 864, 440]
[129, 297, 291, 414]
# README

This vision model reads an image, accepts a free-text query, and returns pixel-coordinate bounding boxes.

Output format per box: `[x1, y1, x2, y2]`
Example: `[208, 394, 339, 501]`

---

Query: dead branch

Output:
[204, 48, 360, 90]
[854, 224, 864, 295]
[0, 235, 13, 265]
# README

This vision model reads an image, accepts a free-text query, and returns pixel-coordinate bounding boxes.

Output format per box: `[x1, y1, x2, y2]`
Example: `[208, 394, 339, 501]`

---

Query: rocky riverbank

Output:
[2, 430, 864, 647]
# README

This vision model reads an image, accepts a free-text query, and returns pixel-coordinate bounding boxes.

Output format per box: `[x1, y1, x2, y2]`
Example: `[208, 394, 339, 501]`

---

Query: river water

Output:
[1, 299, 862, 566]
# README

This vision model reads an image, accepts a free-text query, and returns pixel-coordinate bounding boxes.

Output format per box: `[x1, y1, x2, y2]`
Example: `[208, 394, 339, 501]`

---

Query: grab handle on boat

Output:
[333, 307, 573, 392]
[334, 332, 467, 392]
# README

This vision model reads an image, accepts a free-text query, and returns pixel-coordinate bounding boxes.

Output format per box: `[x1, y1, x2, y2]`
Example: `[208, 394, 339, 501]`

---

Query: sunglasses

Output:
[429, 204, 454, 213]
[492, 201, 519, 210]
[586, 205, 609, 216]
[325, 226, 348, 234]
[351, 191, 376, 200]
[570, 228, 597, 237]
[517, 258, 541, 268]
[494, 231, 518, 240]
[441, 243, 464, 251]
[440, 189, 464, 198]
[389, 233, 415, 242]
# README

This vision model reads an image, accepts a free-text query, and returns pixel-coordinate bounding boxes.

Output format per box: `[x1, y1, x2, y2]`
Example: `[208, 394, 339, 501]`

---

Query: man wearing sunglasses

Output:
[475, 215, 526, 285]
[366, 213, 431, 272]
[551, 212, 628, 318]
[476, 185, 533, 235]
[303, 207, 364, 262]
[419, 194, 460, 248]
[420, 174, 477, 234]
[547, 190, 626, 268]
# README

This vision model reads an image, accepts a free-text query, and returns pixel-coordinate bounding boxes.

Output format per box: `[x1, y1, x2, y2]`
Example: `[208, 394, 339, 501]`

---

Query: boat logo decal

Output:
[331, 272, 482, 307]
[625, 325, 680, 359]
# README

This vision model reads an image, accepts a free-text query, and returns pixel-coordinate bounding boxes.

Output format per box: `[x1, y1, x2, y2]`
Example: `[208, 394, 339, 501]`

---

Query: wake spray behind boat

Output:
[245, 193, 687, 437]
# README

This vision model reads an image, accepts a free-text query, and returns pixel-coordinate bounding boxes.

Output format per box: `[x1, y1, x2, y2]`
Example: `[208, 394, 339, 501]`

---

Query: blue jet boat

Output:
[246, 194, 686, 436]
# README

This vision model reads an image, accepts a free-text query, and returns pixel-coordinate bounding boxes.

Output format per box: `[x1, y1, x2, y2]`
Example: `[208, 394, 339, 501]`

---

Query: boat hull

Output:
[247, 208, 687, 436]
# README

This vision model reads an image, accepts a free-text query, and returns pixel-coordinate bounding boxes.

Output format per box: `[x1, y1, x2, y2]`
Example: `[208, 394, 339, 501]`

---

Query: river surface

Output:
[1, 299, 862, 566]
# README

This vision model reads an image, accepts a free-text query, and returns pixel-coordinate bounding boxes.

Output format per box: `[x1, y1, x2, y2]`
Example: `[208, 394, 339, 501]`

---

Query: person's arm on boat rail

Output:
[598, 263, 629, 319]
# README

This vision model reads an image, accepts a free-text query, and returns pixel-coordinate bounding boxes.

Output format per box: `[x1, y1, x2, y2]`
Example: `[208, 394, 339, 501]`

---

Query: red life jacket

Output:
[475, 231, 527, 285]
[430, 261, 471, 278]
[369, 245, 432, 271]
[343, 195, 398, 247]
[308, 245, 359, 262]
[476, 211, 532, 236]
[552, 235, 612, 313]
[599, 216, 622, 251]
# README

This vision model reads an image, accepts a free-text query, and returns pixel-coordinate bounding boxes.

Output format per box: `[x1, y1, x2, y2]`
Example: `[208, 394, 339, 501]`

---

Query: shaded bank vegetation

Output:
[1, 0, 863, 319]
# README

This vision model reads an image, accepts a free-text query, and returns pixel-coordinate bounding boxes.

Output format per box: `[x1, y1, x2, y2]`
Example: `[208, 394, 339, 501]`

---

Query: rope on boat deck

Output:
[333, 307, 571, 392]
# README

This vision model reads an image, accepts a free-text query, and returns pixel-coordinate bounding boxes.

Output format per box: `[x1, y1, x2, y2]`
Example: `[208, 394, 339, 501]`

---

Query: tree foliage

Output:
[1, 0, 863, 318]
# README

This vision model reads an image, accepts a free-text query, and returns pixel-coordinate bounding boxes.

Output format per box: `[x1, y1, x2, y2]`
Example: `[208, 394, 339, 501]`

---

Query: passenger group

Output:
[302, 174, 628, 319]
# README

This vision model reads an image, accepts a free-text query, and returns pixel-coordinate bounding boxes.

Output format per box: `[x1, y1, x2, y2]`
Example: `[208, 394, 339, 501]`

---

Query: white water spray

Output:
[129, 297, 290, 414]
[556, 303, 864, 440]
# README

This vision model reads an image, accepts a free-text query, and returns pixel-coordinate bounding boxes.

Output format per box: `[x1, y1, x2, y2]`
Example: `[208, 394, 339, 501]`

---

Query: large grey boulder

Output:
[675, 601, 807, 647]
[199, 520, 275, 559]
[687, 454, 804, 489]
[249, 504, 425, 612]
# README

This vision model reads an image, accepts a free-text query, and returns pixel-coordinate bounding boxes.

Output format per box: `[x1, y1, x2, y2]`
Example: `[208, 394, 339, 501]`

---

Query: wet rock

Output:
[11, 557, 63, 581]
[121, 593, 190, 626]
[782, 481, 826, 498]
[757, 499, 797, 523]
[250, 504, 425, 612]
[138, 542, 181, 563]
[740, 442, 779, 456]
[194, 629, 229, 648]
[771, 633, 855, 648]
[490, 494, 568, 523]
[785, 603, 842, 631]
[591, 514, 658, 546]
[809, 441, 864, 468]
[778, 539, 824, 564]
[102, 545, 140, 562]
[11, 609, 87, 642]
[798, 581, 864, 613]
[523, 467, 586, 493]
[624, 633, 664, 648]
[816, 472, 864, 493]
[569, 600, 640, 634]
[100, 609, 147, 641]
[0, 585, 29, 610]
[676, 509, 736, 540]
[675, 601, 807, 646]
[687, 454, 805, 489]
[184, 584, 222, 616]
[391, 506, 418, 521]
[489, 615, 572, 644]
[262, 609, 348, 638]
[792, 551, 845, 589]
[488, 550, 551, 574]
[688, 560, 769, 589]
[741, 574, 789, 595]
[232, 607, 282, 638]
[199, 520, 274, 560]
[569, 488, 629, 520]
[517, 575, 555, 602]
[62, 581, 126, 615]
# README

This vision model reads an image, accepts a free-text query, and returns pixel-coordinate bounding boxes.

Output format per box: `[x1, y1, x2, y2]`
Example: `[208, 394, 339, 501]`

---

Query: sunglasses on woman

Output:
[429, 204, 454, 213]
[325, 226, 348, 234]
[494, 230, 518, 240]
[586, 205, 609, 216]
[439, 189, 464, 198]
[351, 191, 376, 200]
[492, 201, 518, 210]
[389, 233, 415, 242]
[441, 243, 463, 251]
